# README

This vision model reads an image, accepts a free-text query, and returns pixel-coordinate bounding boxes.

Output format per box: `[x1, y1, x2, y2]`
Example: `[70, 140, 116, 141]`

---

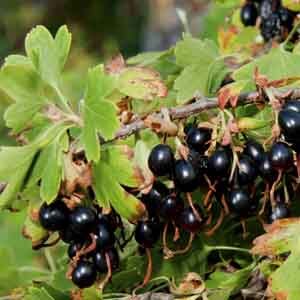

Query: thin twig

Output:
[113, 88, 300, 141]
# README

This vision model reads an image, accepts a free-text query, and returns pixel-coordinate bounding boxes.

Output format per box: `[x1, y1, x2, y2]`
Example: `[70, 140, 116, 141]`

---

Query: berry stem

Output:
[205, 208, 225, 237]
[186, 192, 202, 222]
[98, 252, 113, 290]
[208, 245, 251, 254]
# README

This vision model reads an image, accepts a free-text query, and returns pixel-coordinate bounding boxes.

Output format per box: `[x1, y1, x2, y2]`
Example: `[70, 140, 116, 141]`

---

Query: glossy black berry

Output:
[93, 247, 119, 273]
[179, 206, 203, 233]
[97, 211, 118, 232]
[260, 12, 282, 41]
[135, 220, 160, 248]
[237, 155, 258, 185]
[228, 188, 252, 216]
[148, 144, 174, 177]
[208, 148, 232, 179]
[59, 226, 81, 244]
[243, 140, 264, 165]
[39, 201, 69, 231]
[269, 203, 290, 223]
[241, 2, 258, 26]
[69, 207, 97, 235]
[160, 194, 184, 220]
[188, 150, 208, 172]
[94, 224, 115, 250]
[260, 0, 273, 20]
[186, 127, 211, 154]
[141, 181, 169, 216]
[282, 100, 300, 113]
[259, 153, 278, 182]
[71, 260, 97, 289]
[68, 242, 83, 259]
[174, 160, 198, 192]
[278, 110, 300, 140]
[269, 142, 294, 170]
[278, 7, 294, 29]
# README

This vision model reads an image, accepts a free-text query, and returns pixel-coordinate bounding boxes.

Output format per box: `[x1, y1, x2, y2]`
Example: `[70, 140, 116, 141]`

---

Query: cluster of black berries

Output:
[240, 0, 296, 41]
[39, 202, 119, 288]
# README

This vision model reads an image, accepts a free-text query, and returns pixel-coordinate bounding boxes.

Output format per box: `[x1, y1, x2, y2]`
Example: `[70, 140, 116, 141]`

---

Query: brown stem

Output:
[259, 183, 270, 216]
[143, 248, 153, 287]
[221, 194, 230, 215]
[112, 88, 300, 142]
[204, 208, 225, 237]
[170, 232, 195, 256]
[270, 170, 283, 208]
[99, 252, 113, 290]
[186, 192, 202, 222]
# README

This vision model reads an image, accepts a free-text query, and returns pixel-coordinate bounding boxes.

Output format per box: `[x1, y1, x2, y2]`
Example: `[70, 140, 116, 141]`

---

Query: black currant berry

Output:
[241, 2, 258, 26]
[94, 224, 115, 250]
[68, 242, 83, 259]
[208, 148, 232, 179]
[243, 140, 264, 165]
[159, 194, 184, 220]
[278, 7, 294, 29]
[259, 153, 278, 182]
[69, 207, 97, 235]
[174, 159, 198, 192]
[260, 0, 277, 20]
[39, 201, 69, 231]
[269, 142, 294, 170]
[141, 181, 169, 217]
[93, 247, 119, 273]
[59, 225, 81, 244]
[237, 155, 258, 185]
[282, 100, 300, 114]
[260, 12, 282, 41]
[71, 260, 97, 289]
[278, 110, 300, 140]
[186, 127, 211, 154]
[179, 206, 203, 233]
[97, 210, 118, 232]
[135, 220, 160, 248]
[227, 188, 252, 216]
[148, 144, 174, 177]
[269, 203, 290, 223]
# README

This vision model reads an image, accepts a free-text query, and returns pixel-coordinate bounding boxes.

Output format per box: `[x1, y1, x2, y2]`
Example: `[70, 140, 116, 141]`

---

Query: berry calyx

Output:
[71, 260, 97, 289]
[39, 201, 69, 231]
[148, 144, 174, 177]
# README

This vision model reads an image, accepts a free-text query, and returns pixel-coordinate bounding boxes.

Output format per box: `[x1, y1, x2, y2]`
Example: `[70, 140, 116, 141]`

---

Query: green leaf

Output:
[206, 264, 254, 296]
[92, 161, 145, 222]
[127, 49, 171, 66]
[0, 247, 21, 296]
[24, 287, 54, 300]
[0, 145, 38, 209]
[206, 59, 228, 95]
[270, 248, 300, 300]
[40, 142, 63, 203]
[233, 47, 300, 89]
[101, 145, 140, 187]
[174, 64, 210, 104]
[0, 63, 45, 132]
[118, 67, 167, 100]
[54, 25, 72, 71]
[83, 65, 119, 162]
[23, 216, 49, 247]
[175, 36, 219, 67]
[25, 26, 61, 88]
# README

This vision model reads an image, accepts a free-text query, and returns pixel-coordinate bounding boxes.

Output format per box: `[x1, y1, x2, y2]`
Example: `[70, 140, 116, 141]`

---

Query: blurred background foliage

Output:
[0, 0, 237, 296]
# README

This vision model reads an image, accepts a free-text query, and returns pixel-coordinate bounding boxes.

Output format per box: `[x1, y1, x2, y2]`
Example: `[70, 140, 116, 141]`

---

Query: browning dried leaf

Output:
[105, 53, 126, 75]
